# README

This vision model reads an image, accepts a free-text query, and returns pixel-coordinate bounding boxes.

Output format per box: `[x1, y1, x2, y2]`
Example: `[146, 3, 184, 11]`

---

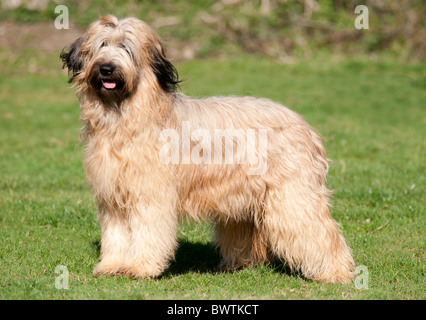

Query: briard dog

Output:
[61, 15, 355, 283]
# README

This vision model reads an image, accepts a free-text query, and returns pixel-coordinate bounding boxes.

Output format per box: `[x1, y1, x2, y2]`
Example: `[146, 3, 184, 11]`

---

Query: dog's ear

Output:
[60, 37, 85, 83]
[150, 42, 182, 93]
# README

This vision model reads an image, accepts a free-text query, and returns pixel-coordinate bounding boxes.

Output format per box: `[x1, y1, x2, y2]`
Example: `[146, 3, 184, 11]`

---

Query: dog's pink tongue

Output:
[103, 82, 116, 89]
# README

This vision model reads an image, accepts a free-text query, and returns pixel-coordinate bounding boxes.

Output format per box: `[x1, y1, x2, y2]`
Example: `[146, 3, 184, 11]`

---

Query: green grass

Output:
[0, 55, 424, 299]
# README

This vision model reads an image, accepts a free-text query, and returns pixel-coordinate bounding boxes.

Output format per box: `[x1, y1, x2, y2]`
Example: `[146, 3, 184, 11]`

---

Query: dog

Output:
[61, 15, 355, 283]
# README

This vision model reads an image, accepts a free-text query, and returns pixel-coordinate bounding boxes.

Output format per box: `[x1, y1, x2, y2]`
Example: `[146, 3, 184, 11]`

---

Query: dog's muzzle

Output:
[96, 63, 124, 91]
[99, 64, 118, 90]
[89, 62, 129, 105]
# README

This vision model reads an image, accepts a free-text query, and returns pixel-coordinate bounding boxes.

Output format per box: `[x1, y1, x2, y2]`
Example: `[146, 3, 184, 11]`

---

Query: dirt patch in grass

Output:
[1, 19, 83, 54]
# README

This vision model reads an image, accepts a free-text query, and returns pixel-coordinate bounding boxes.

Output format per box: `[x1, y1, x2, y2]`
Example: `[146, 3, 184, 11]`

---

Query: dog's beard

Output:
[88, 64, 130, 107]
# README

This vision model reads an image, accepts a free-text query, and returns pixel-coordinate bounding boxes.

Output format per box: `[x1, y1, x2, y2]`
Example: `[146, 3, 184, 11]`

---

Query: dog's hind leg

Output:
[263, 182, 355, 283]
[214, 218, 268, 271]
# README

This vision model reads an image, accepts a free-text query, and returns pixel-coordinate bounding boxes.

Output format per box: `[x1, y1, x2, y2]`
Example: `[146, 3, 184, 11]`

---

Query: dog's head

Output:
[60, 15, 181, 105]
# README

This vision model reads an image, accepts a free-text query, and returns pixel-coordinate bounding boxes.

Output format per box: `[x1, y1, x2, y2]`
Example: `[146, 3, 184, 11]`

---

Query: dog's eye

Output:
[101, 42, 106, 48]
[121, 44, 131, 56]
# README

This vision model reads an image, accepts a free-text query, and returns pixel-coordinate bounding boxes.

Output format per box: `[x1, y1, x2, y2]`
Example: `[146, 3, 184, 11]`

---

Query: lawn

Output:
[0, 55, 424, 299]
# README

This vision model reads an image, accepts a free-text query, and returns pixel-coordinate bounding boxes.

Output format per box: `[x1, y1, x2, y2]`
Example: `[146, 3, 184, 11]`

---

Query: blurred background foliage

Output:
[0, 0, 425, 72]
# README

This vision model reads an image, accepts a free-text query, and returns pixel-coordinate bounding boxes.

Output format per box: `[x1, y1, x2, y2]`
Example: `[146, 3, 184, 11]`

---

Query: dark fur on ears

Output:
[60, 37, 84, 83]
[150, 46, 182, 93]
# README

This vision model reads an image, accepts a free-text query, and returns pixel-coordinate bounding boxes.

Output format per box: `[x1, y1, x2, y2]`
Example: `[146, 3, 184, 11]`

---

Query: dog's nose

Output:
[99, 64, 116, 76]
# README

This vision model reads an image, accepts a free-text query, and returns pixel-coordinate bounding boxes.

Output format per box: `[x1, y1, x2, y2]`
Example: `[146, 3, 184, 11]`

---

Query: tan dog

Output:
[61, 15, 355, 283]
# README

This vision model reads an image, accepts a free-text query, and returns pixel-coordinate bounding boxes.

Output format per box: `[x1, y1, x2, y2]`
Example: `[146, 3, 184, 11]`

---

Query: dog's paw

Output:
[216, 259, 245, 273]
[93, 260, 124, 277]
[94, 260, 164, 279]
[120, 262, 164, 279]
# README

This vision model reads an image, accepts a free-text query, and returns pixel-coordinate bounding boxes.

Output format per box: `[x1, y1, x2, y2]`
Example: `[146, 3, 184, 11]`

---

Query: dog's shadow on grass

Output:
[167, 241, 296, 278]
[166, 240, 222, 276]
[91, 239, 222, 275]
[92, 240, 296, 278]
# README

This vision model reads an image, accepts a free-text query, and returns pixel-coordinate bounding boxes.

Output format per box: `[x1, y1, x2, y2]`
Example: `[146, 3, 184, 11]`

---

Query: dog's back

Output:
[170, 94, 328, 219]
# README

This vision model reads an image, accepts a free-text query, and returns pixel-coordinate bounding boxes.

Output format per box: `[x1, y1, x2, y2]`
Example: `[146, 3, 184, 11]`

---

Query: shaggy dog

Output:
[61, 15, 355, 283]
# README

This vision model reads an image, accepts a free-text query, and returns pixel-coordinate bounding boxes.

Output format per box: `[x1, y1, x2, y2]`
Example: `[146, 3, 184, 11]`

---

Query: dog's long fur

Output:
[61, 15, 355, 283]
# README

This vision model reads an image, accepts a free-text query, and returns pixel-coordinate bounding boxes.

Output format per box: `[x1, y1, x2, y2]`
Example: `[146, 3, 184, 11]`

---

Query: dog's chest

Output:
[84, 130, 168, 196]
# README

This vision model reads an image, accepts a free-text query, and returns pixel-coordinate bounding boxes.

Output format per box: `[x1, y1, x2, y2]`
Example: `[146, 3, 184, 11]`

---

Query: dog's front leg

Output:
[93, 202, 132, 277]
[121, 200, 179, 279]
[93, 201, 178, 278]
[94, 194, 179, 279]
